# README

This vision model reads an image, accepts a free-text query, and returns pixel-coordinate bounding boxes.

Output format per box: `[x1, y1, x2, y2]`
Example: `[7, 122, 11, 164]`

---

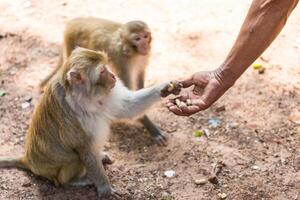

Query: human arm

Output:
[168, 0, 298, 116]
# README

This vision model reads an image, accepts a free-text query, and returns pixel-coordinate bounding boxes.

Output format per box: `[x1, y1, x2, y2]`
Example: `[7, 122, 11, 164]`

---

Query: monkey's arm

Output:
[77, 147, 114, 197]
[105, 81, 168, 119]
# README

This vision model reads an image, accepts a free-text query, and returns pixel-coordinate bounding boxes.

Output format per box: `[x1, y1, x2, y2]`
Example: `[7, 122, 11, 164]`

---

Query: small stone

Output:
[258, 67, 265, 74]
[226, 122, 239, 129]
[22, 182, 32, 187]
[162, 192, 173, 200]
[216, 105, 226, 112]
[289, 110, 300, 125]
[9, 71, 16, 75]
[21, 102, 31, 109]
[164, 170, 176, 178]
[273, 153, 279, 158]
[251, 165, 260, 170]
[218, 193, 227, 199]
[208, 176, 219, 184]
[203, 129, 210, 137]
[194, 178, 208, 185]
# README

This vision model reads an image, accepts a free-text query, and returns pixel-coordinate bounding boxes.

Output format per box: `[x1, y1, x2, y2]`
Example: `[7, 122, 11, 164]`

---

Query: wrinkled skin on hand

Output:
[167, 71, 231, 116]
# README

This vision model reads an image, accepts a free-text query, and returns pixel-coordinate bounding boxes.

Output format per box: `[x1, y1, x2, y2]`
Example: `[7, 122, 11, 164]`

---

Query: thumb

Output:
[181, 76, 194, 88]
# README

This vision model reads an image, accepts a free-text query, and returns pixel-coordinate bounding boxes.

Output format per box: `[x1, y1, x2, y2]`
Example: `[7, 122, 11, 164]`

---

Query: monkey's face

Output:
[67, 64, 116, 97]
[95, 64, 116, 91]
[130, 31, 151, 55]
[65, 48, 116, 98]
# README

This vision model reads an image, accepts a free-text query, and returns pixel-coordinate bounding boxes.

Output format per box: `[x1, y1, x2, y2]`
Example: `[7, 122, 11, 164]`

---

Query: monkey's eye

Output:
[134, 37, 141, 41]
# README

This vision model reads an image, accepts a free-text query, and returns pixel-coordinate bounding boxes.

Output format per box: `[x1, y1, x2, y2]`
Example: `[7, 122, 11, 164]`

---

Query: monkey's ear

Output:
[67, 70, 83, 85]
[122, 45, 134, 56]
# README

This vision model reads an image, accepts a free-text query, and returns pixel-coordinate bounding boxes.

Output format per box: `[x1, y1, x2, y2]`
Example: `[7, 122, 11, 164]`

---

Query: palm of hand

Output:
[167, 71, 225, 116]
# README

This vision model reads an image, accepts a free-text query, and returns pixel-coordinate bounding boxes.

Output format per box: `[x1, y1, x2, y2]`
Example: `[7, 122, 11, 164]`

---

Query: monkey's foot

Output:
[69, 178, 92, 187]
[101, 153, 114, 165]
[153, 131, 167, 146]
[140, 116, 168, 146]
[147, 128, 167, 146]
[97, 186, 121, 199]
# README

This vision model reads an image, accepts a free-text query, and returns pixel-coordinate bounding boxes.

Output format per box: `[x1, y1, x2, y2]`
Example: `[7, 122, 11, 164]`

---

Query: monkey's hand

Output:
[160, 81, 183, 97]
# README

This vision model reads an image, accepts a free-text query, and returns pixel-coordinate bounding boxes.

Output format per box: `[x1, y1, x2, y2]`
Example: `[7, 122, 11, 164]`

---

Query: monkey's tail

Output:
[0, 156, 28, 170]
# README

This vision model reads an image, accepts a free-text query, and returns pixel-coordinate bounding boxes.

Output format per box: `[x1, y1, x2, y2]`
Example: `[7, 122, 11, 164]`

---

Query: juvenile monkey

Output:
[40, 17, 167, 144]
[0, 48, 181, 198]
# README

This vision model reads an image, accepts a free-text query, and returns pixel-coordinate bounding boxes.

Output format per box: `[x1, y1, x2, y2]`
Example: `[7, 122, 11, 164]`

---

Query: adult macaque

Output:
[1, 48, 181, 198]
[40, 17, 167, 145]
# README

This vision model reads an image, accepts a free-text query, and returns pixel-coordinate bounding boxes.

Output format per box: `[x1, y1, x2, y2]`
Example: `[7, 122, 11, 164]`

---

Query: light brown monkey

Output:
[0, 48, 181, 198]
[40, 17, 167, 145]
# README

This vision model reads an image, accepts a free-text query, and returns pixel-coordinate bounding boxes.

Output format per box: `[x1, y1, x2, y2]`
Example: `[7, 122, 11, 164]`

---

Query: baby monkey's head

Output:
[63, 47, 116, 97]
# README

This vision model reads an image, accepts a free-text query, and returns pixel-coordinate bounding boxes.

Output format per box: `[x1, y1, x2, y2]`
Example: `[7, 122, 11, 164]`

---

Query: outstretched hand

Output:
[167, 71, 231, 116]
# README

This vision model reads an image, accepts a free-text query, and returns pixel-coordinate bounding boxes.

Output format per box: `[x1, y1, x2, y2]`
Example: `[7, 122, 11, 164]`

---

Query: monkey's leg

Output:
[137, 71, 167, 146]
[70, 152, 115, 187]
[57, 161, 86, 186]
[139, 115, 167, 146]
[79, 149, 120, 198]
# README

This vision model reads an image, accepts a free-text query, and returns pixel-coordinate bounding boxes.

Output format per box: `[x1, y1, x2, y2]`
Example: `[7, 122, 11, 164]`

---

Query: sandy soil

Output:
[0, 0, 300, 200]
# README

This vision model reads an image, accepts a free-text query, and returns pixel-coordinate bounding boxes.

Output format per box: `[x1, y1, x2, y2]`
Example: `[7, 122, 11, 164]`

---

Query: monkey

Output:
[0, 48, 182, 198]
[40, 17, 168, 145]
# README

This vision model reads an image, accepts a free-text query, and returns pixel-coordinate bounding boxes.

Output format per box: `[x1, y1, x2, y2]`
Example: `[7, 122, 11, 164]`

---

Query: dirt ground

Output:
[0, 0, 300, 200]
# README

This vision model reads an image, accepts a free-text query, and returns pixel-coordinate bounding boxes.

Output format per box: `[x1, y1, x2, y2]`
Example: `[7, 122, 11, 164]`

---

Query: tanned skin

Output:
[0, 48, 181, 198]
[167, 0, 298, 116]
[40, 17, 168, 145]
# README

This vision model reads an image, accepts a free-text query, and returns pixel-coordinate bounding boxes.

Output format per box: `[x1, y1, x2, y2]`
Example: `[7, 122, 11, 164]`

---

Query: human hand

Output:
[167, 70, 232, 116]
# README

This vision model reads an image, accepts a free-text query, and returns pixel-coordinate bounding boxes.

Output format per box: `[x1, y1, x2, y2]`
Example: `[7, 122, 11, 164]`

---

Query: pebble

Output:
[194, 178, 208, 185]
[162, 192, 172, 200]
[216, 105, 226, 112]
[251, 165, 260, 170]
[9, 70, 16, 75]
[21, 102, 31, 109]
[164, 170, 176, 178]
[203, 129, 210, 137]
[218, 193, 227, 199]
[226, 122, 239, 129]
[22, 182, 32, 187]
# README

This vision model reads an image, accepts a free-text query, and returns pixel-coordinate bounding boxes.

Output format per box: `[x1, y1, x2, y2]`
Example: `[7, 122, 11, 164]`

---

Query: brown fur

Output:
[0, 48, 115, 197]
[40, 17, 166, 145]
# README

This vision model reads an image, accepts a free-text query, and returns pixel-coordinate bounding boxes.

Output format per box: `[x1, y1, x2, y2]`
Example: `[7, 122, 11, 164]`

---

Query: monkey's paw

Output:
[161, 81, 183, 97]
[101, 153, 114, 165]
[97, 186, 121, 199]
